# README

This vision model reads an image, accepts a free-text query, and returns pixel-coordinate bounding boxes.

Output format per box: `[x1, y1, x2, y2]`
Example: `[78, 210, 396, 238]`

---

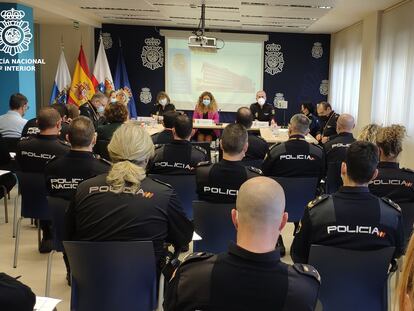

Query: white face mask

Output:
[258, 97, 266, 106]
[159, 98, 168, 106]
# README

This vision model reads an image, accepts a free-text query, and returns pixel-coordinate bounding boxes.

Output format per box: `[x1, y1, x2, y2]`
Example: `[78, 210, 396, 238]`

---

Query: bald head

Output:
[236, 177, 286, 230]
[236, 107, 253, 129]
[337, 114, 355, 133]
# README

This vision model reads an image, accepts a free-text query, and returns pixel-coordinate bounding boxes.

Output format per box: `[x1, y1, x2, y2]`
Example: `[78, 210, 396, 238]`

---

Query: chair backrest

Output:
[93, 139, 110, 161]
[16, 171, 50, 220]
[148, 174, 196, 219]
[309, 245, 395, 311]
[191, 141, 211, 162]
[326, 162, 342, 194]
[63, 241, 157, 311]
[47, 196, 70, 252]
[192, 200, 236, 253]
[271, 177, 318, 222]
[399, 202, 414, 246]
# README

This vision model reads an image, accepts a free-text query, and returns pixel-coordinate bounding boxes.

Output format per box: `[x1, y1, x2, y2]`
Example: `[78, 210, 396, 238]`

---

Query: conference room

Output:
[1, 0, 414, 310]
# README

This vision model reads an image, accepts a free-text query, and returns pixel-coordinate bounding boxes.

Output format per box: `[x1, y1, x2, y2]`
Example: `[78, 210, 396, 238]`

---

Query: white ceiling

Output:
[3, 0, 404, 34]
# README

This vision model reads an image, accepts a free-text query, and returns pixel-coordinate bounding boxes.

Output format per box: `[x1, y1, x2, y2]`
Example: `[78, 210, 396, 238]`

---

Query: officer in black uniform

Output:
[249, 90, 276, 124]
[164, 177, 320, 311]
[16, 107, 70, 253]
[79, 92, 108, 129]
[196, 123, 262, 203]
[262, 114, 324, 180]
[151, 91, 176, 117]
[149, 114, 207, 175]
[236, 107, 268, 162]
[292, 141, 404, 264]
[151, 111, 180, 145]
[45, 116, 110, 201]
[22, 103, 70, 141]
[65, 122, 193, 271]
[316, 101, 339, 143]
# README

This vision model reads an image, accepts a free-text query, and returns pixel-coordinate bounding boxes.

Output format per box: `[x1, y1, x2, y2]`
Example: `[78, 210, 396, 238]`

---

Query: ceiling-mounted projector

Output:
[188, 35, 217, 49]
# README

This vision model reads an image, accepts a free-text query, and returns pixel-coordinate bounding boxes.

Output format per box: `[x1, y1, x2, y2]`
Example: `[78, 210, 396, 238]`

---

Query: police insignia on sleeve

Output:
[307, 194, 329, 209]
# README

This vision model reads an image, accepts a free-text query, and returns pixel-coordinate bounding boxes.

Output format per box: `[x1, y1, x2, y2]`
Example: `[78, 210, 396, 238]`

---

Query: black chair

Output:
[14, 172, 50, 268]
[271, 177, 318, 222]
[399, 202, 414, 246]
[45, 196, 70, 296]
[63, 241, 157, 311]
[326, 162, 342, 194]
[192, 200, 236, 253]
[93, 139, 110, 161]
[191, 141, 211, 162]
[149, 174, 197, 219]
[309, 245, 395, 311]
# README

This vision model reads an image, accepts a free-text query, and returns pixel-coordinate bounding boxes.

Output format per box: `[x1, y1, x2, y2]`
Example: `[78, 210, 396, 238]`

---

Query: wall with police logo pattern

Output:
[96, 25, 330, 125]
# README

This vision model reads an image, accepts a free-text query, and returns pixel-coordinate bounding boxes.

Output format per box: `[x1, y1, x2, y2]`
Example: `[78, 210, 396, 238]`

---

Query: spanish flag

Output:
[68, 45, 95, 106]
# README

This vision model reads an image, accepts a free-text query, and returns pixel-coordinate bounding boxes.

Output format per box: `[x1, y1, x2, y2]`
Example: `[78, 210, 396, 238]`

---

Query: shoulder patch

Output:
[98, 157, 112, 166]
[307, 194, 330, 209]
[293, 263, 321, 283]
[269, 142, 282, 151]
[150, 178, 173, 189]
[154, 144, 163, 150]
[402, 167, 414, 174]
[58, 139, 70, 147]
[194, 145, 207, 155]
[196, 161, 211, 167]
[181, 252, 215, 266]
[381, 197, 401, 213]
[247, 166, 263, 175]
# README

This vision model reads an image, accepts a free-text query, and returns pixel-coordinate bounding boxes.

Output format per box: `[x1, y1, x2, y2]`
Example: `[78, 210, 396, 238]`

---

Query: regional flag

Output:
[92, 38, 114, 94]
[68, 45, 95, 106]
[49, 50, 71, 105]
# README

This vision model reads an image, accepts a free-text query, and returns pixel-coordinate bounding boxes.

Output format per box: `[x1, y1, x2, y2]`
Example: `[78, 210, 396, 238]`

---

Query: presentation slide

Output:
[166, 37, 263, 112]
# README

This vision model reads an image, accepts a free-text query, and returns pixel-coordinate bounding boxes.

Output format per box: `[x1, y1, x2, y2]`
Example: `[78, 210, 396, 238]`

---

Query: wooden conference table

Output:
[143, 123, 318, 144]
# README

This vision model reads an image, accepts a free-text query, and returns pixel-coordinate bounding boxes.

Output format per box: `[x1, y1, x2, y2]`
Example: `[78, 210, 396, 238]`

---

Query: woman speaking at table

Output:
[193, 91, 220, 142]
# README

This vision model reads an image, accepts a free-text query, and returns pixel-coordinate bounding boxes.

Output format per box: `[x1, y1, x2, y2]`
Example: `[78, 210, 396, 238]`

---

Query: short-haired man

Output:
[196, 123, 261, 203]
[79, 92, 108, 128]
[16, 107, 70, 253]
[316, 101, 339, 143]
[291, 141, 404, 264]
[236, 107, 268, 162]
[262, 114, 324, 179]
[22, 103, 70, 140]
[324, 114, 356, 192]
[151, 111, 180, 145]
[0, 93, 29, 138]
[164, 177, 320, 311]
[149, 114, 208, 175]
[249, 90, 276, 124]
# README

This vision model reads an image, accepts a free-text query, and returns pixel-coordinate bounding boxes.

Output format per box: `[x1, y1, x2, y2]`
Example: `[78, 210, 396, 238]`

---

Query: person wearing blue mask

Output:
[193, 91, 220, 142]
[79, 92, 108, 129]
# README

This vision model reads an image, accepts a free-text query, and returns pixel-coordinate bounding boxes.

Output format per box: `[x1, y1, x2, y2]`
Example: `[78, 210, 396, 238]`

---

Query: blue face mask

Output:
[97, 106, 105, 114]
[203, 99, 210, 106]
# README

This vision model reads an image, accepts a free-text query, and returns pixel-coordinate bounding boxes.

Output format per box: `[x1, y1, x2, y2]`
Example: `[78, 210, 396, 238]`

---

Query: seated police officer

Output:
[316, 101, 340, 143]
[196, 123, 261, 203]
[324, 114, 356, 191]
[262, 113, 324, 180]
[236, 107, 268, 162]
[164, 177, 320, 311]
[22, 103, 70, 141]
[149, 114, 208, 175]
[79, 92, 108, 128]
[249, 90, 276, 124]
[369, 125, 414, 205]
[151, 111, 180, 145]
[65, 121, 193, 271]
[16, 107, 70, 253]
[291, 141, 404, 264]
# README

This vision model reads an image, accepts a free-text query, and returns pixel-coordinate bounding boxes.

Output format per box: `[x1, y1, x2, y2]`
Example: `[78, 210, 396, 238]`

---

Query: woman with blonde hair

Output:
[398, 233, 414, 311]
[65, 121, 193, 270]
[357, 123, 382, 144]
[193, 91, 220, 142]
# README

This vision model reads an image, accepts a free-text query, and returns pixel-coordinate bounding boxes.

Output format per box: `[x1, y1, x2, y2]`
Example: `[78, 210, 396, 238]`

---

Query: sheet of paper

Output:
[0, 170, 11, 176]
[192, 231, 202, 241]
[34, 296, 61, 311]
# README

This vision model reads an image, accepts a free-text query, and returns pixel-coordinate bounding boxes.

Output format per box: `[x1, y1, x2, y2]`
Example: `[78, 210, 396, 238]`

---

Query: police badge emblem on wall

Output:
[273, 93, 285, 106]
[0, 8, 32, 56]
[141, 37, 164, 70]
[140, 87, 152, 104]
[320, 80, 329, 96]
[265, 43, 284, 75]
[311, 42, 323, 59]
[102, 33, 112, 50]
